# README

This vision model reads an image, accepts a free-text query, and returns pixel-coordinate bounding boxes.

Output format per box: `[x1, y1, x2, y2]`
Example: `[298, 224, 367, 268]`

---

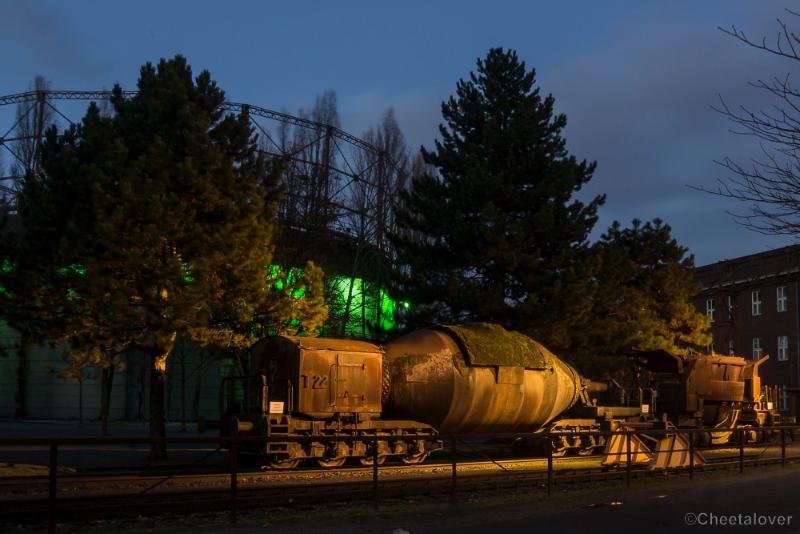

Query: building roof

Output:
[695, 244, 800, 290]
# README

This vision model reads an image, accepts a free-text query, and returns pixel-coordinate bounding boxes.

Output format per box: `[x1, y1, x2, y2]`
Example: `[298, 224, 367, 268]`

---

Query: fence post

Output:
[688, 429, 694, 480]
[781, 429, 786, 468]
[451, 436, 457, 502]
[229, 438, 238, 523]
[372, 436, 379, 506]
[546, 431, 553, 497]
[625, 431, 631, 488]
[738, 429, 744, 474]
[48, 443, 57, 534]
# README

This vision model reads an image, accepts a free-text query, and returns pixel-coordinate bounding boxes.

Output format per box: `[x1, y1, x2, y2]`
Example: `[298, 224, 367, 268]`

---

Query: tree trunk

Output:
[14, 339, 28, 419]
[149, 353, 168, 459]
[191, 374, 201, 422]
[78, 377, 84, 428]
[180, 354, 187, 432]
[100, 365, 115, 435]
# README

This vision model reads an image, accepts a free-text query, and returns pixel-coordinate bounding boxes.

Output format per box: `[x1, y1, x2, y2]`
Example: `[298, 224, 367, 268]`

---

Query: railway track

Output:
[0, 442, 787, 496]
[0, 455, 600, 494]
[1, 453, 798, 527]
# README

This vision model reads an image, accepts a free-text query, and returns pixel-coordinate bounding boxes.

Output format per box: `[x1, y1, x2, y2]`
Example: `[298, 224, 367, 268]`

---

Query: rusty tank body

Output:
[382, 323, 586, 434]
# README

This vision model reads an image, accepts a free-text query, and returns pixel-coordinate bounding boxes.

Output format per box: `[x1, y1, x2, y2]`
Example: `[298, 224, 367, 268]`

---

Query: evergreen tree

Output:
[3, 56, 326, 455]
[392, 48, 604, 350]
[572, 219, 711, 375]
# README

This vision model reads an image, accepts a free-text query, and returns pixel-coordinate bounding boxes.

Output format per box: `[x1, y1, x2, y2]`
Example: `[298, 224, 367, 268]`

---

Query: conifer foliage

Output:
[3, 56, 327, 454]
[574, 219, 711, 375]
[393, 48, 604, 349]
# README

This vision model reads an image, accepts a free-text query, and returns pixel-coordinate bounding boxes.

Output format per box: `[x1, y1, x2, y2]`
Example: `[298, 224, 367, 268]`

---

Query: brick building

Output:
[694, 245, 800, 413]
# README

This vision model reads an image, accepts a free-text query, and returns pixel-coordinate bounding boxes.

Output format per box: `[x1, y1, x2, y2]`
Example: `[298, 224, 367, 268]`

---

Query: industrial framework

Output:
[0, 90, 406, 337]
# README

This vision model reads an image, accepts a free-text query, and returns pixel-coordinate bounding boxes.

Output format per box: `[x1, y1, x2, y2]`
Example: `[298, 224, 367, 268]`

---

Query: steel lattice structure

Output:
[0, 89, 400, 246]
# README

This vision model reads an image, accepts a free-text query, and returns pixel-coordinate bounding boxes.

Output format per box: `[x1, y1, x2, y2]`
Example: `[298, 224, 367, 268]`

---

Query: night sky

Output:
[2, 0, 797, 265]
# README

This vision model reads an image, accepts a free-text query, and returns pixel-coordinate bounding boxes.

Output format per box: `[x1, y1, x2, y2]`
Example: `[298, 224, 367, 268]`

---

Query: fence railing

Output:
[0, 425, 798, 533]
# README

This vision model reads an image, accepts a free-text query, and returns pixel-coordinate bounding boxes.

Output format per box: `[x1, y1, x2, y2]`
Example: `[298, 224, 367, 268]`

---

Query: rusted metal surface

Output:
[251, 336, 383, 419]
[638, 351, 748, 427]
[382, 325, 583, 433]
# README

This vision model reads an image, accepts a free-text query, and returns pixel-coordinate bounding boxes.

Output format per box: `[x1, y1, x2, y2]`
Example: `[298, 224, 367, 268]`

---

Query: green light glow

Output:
[0, 254, 408, 336]
[56, 264, 86, 277]
[180, 263, 194, 283]
[0, 258, 8, 294]
[267, 264, 307, 299]
[267, 264, 282, 289]
[267, 264, 405, 337]
[327, 275, 401, 336]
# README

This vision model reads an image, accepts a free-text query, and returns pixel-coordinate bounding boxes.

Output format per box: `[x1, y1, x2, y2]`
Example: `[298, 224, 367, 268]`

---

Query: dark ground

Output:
[210, 465, 800, 534]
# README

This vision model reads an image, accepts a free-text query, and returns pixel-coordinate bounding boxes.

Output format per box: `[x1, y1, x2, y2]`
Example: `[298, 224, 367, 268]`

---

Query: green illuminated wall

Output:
[325, 275, 408, 338]
[268, 264, 406, 338]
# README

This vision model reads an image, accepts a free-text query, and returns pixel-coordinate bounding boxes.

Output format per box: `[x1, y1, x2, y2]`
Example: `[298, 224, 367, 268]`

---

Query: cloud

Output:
[1, 2, 111, 84]
[542, 3, 797, 263]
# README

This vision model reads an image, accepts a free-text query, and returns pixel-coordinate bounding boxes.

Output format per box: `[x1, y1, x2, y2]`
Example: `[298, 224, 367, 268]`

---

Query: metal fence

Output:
[0, 425, 798, 533]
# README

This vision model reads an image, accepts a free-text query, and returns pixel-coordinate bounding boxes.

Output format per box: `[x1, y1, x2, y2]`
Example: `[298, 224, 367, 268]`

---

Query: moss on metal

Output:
[436, 323, 550, 369]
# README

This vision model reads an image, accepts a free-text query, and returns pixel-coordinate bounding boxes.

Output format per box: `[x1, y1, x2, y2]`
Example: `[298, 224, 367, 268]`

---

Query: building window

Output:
[780, 386, 789, 412]
[706, 298, 715, 323]
[778, 335, 789, 361]
[727, 295, 735, 319]
[752, 337, 763, 359]
[752, 290, 762, 316]
[728, 339, 735, 356]
[777, 286, 788, 312]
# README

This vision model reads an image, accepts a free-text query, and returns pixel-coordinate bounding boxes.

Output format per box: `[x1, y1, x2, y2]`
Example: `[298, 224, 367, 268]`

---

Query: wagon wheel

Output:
[577, 434, 596, 456]
[359, 454, 386, 466]
[550, 435, 568, 457]
[359, 439, 389, 466]
[400, 451, 430, 465]
[317, 442, 349, 468]
[269, 457, 301, 470]
[317, 456, 347, 468]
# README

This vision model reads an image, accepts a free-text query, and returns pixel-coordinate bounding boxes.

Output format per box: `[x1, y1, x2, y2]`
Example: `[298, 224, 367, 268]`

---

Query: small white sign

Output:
[269, 401, 285, 414]
[640, 404, 650, 414]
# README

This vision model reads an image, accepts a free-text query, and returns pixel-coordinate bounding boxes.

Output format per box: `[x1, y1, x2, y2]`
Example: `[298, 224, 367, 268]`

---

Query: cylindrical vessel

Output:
[382, 323, 583, 433]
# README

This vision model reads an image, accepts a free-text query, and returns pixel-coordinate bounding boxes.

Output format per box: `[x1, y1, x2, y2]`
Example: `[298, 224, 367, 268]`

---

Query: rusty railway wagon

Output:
[221, 323, 791, 467]
[221, 336, 441, 469]
[629, 348, 787, 445]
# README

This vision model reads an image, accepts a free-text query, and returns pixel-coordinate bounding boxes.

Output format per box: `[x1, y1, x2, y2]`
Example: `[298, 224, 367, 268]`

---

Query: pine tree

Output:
[392, 48, 604, 350]
[3, 56, 327, 455]
[571, 219, 711, 375]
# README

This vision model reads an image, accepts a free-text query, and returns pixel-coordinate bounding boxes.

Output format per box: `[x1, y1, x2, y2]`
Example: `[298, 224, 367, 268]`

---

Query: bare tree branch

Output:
[701, 11, 800, 236]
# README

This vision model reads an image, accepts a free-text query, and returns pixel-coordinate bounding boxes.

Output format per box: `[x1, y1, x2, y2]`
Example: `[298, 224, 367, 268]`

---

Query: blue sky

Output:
[1, 0, 797, 264]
